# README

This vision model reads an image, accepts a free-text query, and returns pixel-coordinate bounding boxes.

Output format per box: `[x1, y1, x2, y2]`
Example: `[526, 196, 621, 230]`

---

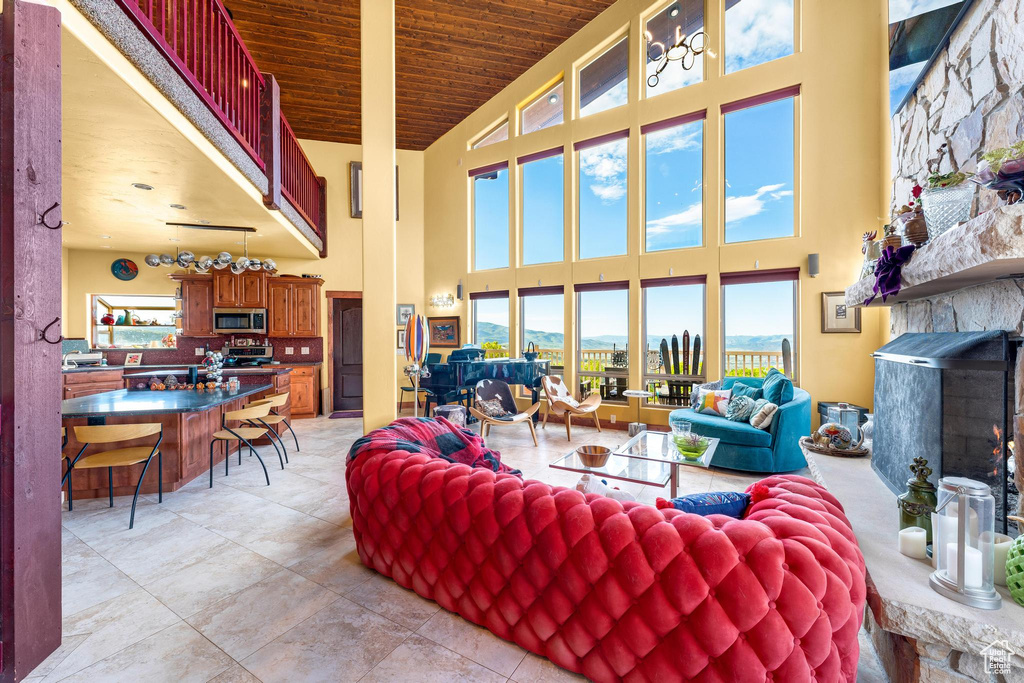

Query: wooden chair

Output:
[541, 375, 601, 441]
[245, 392, 296, 461]
[467, 379, 539, 446]
[67, 423, 163, 529]
[209, 403, 279, 488]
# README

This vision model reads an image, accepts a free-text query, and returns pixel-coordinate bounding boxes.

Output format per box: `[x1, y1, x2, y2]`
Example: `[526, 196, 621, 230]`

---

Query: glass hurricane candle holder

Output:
[929, 477, 1001, 609]
[922, 185, 972, 239]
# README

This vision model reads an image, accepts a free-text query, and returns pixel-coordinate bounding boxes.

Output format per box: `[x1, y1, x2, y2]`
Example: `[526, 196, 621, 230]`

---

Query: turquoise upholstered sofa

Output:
[669, 376, 810, 473]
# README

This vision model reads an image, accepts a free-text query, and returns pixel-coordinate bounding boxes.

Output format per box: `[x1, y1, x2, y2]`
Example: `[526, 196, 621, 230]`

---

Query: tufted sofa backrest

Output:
[347, 446, 866, 682]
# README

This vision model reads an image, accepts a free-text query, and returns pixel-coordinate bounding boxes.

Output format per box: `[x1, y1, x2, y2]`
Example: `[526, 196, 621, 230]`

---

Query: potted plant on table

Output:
[921, 144, 974, 239]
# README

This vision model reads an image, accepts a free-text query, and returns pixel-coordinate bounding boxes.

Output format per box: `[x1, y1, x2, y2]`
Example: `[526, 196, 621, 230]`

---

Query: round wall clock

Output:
[111, 258, 139, 281]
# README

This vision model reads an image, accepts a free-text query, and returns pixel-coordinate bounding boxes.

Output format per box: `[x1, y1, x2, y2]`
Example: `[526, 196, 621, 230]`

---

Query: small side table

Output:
[621, 390, 654, 436]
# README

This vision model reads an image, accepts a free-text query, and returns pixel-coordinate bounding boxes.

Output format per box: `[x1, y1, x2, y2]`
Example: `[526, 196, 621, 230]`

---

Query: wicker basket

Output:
[799, 436, 869, 458]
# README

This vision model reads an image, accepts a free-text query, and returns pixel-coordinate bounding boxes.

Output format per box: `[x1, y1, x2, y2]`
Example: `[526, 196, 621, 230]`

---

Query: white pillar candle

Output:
[991, 534, 1013, 586]
[945, 543, 983, 588]
[898, 527, 928, 559]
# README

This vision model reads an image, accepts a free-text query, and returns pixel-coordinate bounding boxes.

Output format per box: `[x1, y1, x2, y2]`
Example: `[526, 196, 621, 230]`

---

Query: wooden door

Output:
[267, 281, 292, 337]
[180, 277, 214, 337]
[293, 282, 318, 336]
[238, 271, 266, 308]
[213, 270, 239, 307]
[332, 298, 363, 411]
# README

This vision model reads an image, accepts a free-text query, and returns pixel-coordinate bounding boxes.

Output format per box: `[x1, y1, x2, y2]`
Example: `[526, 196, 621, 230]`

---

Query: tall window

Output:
[723, 93, 795, 243]
[645, 0, 705, 97]
[521, 80, 564, 135]
[642, 278, 705, 407]
[472, 292, 510, 357]
[520, 149, 564, 265]
[577, 133, 628, 260]
[579, 37, 628, 117]
[644, 114, 704, 252]
[520, 287, 565, 382]
[473, 119, 509, 149]
[91, 294, 178, 349]
[721, 270, 797, 380]
[724, 0, 794, 74]
[472, 163, 509, 270]
[887, 0, 967, 115]
[576, 282, 629, 403]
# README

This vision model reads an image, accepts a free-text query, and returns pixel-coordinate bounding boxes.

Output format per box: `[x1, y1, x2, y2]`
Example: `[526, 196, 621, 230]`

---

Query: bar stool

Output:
[67, 423, 163, 529]
[245, 392, 293, 462]
[60, 427, 72, 511]
[210, 403, 277, 488]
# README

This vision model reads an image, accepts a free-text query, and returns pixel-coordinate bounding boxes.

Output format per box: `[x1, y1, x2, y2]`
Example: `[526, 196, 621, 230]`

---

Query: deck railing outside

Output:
[723, 350, 787, 377]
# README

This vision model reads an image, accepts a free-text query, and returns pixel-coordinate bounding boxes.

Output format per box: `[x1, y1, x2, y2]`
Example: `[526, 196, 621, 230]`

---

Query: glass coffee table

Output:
[550, 430, 719, 497]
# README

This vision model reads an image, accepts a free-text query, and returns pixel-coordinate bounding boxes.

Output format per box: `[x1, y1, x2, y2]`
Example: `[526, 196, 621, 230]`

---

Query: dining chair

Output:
[467, 379, 539, 446]
[68, 423, 163, 529]
[209, 402, 277, 488]
[541, 375, 602, 441]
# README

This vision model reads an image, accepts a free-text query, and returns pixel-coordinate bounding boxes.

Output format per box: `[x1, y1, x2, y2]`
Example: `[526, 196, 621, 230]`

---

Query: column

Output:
[360, 0, 397, 430]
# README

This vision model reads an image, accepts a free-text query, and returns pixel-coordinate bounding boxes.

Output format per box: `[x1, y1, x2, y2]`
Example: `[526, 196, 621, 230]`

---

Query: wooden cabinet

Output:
[213, 270, 266, 308]
[63, 369, 124, 400]
[277, 365, 319, 418]
[176, 275, 215, 337]
[267, 277, 322, 338]
[212, 270, 239, 307]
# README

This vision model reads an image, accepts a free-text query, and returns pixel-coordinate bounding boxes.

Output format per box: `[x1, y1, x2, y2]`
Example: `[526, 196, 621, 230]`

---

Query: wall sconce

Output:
[808, 253, 820, 278]
[431, 293, 455, 308]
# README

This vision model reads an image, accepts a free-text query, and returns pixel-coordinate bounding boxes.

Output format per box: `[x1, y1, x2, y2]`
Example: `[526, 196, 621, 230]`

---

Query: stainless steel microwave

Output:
[213, 308, 267, 334]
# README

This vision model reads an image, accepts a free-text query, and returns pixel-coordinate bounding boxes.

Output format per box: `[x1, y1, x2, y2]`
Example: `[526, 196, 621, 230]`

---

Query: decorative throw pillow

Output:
[477, 397, 509, 418]
[761, 368, 794, 405]
[749, 400, 779, 430]
[694, 389, 731, 417]
[689, 379, 722, 410]
[730, 383, 763, 401]
[656, 491, 751, 518]
[726, 395, 756, 422]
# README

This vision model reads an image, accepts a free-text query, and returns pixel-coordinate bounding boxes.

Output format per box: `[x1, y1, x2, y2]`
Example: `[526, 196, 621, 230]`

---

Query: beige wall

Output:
[62, 139, 425, 403]
[422, 0, 890, 425]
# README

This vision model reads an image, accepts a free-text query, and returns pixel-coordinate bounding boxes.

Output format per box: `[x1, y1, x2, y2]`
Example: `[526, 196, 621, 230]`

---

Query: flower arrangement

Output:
[927, 171, 971, 189]
[972, 139, 1024, 205]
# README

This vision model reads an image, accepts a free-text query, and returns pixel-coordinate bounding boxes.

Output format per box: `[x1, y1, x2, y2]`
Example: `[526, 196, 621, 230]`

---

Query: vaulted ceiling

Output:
[226, 0, 616, 150]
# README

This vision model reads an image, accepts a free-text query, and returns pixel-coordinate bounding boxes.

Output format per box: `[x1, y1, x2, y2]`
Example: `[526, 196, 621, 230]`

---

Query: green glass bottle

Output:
[897, 456, 937, 542]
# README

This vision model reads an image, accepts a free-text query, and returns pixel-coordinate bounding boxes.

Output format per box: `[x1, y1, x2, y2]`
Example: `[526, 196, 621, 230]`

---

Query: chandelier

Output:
[644, 25, 709, 88]
[144, 232, 276, 274]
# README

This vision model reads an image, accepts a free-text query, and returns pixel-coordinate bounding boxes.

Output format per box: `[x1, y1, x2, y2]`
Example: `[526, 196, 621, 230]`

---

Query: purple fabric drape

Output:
[865, 244, 916, 305]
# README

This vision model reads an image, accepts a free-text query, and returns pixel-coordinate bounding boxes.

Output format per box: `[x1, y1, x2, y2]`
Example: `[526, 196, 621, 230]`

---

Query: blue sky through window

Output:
[473, 169, 509, 270]
[723, 280, 795, 351]
[724, 0, 793, 74]
[724, 97, 794, 243]
[645, 120, 703, 251]
[578, 289, 629, 358]
[474, 297, 509, 346]
[522, 294, 564, 349]
[522, 155, 564, 265]
[644, 285, 704, 356]
[579, 138, 628, 259]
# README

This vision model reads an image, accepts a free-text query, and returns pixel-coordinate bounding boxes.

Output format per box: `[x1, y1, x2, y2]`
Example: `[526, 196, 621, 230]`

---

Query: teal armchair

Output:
[669, 376, 810, 473]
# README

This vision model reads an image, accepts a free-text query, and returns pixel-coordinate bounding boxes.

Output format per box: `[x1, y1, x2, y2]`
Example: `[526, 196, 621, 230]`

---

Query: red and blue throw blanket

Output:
[348, 416, 521, 476]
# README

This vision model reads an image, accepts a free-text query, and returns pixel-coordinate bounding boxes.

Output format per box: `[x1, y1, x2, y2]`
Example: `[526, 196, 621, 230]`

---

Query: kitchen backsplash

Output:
[97, 335, 324, 366]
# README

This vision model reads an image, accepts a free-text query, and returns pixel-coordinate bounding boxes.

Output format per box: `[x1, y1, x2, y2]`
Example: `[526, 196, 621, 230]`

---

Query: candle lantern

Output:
[897, 457, 937, 542]
[929, 477, 1001, 609]
[827, 402, 861, 436]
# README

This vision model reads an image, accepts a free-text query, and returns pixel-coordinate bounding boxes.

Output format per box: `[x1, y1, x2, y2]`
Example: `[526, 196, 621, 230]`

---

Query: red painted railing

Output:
[116, 0, 266, 169]
[280, 113, 322, 235]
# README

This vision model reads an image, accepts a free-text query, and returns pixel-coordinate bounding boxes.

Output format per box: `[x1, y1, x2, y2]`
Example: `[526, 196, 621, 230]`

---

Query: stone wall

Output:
[889, 278, 1024, 336]
[891, 0, 1024, 217]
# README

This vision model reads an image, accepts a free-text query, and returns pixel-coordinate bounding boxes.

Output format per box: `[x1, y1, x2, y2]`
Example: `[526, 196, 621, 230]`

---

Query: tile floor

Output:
[35, 414, 886, 682]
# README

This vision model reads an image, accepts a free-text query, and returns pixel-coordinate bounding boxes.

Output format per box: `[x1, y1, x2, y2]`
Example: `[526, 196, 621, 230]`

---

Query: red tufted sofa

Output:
[346, 433, 866, 682]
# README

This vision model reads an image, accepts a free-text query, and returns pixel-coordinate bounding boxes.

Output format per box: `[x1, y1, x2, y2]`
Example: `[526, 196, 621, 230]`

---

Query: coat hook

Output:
[39, 202, 64, 230]
[40, 317, 63, 344]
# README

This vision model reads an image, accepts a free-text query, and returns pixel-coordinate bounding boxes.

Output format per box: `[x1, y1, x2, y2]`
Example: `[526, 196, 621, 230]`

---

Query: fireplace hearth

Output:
[871, 331, 1017, 535]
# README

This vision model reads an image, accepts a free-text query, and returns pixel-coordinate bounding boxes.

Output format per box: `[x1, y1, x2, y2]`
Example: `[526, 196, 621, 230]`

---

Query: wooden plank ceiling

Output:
[225, 0, 616, 150]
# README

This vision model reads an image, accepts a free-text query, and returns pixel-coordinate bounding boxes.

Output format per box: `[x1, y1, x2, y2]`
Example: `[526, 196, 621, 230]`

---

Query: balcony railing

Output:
[115, 0, 326, 246]
[724, 350, 787, 377]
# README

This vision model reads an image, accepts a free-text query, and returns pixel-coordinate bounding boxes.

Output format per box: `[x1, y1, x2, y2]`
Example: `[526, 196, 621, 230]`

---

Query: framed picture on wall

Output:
[397, 329, 406, 350]
[349, 161, 400, 220]
[396, 304, 415, 325]
[124, 352, 143, 366]
[427, 316, 460, 348]
[821, 292, 861, 333]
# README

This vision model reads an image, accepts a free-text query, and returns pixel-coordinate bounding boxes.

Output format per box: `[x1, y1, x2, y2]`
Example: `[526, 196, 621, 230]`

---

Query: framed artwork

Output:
[427, 316, 460, 348]
[110, 258, 138, 281]
[349, 161, 399, 220]
[124, 352, 143, 366]
[821, 292, 861, 333]
[396, 304, 415, 325]
[397, 329, 406, 350]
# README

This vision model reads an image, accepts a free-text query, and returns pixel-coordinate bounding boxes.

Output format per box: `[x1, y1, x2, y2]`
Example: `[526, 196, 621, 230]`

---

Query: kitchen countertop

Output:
[122, 367, 293, 379]
[62, 384, 273, 418]
[63, 361, 322, 373]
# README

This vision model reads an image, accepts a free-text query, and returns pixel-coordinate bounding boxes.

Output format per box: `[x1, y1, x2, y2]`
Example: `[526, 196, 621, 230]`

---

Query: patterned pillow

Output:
[726, 395, 756, 422]
[694, 389, 731, 417]
[478, 397, 510, 418]
[749, 399, 779, 430]
[548, 380, 580, 408]
[657, 491, 751, 518]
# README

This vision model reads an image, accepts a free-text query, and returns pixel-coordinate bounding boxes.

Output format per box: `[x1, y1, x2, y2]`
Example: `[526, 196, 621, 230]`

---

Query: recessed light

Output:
[669, 4, 680, 17]
[169, 203, 187, 210]
[132, 183, 154, 190]
[200, 220, 211, 225]
[548, 93, 559, 104]
[100, 235, 111, 239]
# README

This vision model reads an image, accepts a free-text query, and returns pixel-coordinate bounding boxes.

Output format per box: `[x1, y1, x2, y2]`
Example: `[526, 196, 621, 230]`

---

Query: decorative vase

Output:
[922, 184, 972, 239]
[899, 211, 929, 246]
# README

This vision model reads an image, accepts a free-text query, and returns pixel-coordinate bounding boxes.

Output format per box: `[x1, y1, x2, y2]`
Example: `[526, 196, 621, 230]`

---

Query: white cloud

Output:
[581, 82, 628, 117]
[724, 0, 794, 72]
[888, 0, 960, 23]
[725, 183, 787, 223]
[580, 139, 628, 205]
[646, 201, 702, 234]
[647, 125, 701, 156]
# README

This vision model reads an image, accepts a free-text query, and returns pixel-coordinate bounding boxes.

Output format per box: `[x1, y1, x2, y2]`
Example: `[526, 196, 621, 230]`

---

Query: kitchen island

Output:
[62, 383, 286, 500]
